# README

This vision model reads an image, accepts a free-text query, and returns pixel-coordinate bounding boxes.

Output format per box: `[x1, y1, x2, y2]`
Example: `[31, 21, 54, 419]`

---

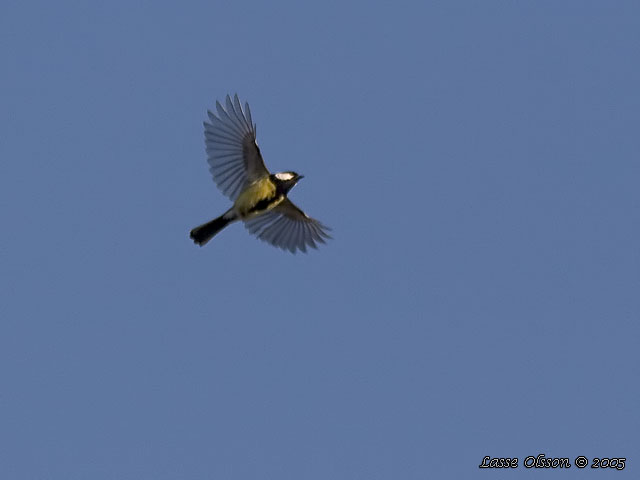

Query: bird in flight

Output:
[190, 94, 331, 253]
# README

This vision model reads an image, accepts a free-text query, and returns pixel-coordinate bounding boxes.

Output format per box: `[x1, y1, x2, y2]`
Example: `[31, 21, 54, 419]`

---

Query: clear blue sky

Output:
[2, 1, 639, 478]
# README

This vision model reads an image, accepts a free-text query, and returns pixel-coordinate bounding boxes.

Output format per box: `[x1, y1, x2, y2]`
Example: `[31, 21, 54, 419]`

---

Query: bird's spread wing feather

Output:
[204, 94, 270, 200]
[243, 198, 332, 253]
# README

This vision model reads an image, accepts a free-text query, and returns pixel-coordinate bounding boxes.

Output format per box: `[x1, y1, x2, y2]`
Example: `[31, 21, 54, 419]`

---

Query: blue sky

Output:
[1, 1, 639, 478]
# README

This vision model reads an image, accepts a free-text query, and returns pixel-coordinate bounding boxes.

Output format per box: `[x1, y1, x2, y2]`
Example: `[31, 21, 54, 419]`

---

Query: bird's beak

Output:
[298, 175, 305, 180]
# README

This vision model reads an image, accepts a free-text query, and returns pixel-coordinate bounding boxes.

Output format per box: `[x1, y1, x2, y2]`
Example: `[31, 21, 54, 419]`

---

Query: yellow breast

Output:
[233, 177, 279, 218]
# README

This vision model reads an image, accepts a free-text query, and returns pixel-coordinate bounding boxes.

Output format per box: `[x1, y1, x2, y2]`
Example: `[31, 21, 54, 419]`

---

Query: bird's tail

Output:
[190, 211, 235, 246]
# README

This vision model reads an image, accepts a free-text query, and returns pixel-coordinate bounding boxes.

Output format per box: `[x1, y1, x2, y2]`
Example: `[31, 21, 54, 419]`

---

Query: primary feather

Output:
[204, 94, 269, 200]
[244, 199, 332, 253]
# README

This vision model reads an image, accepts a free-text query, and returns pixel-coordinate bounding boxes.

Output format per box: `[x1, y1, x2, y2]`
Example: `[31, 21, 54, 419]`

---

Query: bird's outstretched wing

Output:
[204, 94, 270, 200]
[243, 199, 332, 253]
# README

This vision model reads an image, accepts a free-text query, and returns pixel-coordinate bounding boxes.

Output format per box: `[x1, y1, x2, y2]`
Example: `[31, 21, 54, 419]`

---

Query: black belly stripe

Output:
[248, 194, 283, 215]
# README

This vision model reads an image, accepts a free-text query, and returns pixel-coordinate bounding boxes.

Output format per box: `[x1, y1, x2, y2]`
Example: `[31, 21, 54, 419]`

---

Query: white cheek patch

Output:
[275, 172, 294, 181]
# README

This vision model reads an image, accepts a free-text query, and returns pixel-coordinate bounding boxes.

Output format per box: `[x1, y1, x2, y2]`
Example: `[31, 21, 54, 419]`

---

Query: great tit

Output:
[190, 94, 331, 253]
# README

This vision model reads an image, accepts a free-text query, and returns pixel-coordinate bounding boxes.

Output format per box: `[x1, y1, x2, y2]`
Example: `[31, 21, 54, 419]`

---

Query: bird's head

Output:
[274, 171, 304, 191]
